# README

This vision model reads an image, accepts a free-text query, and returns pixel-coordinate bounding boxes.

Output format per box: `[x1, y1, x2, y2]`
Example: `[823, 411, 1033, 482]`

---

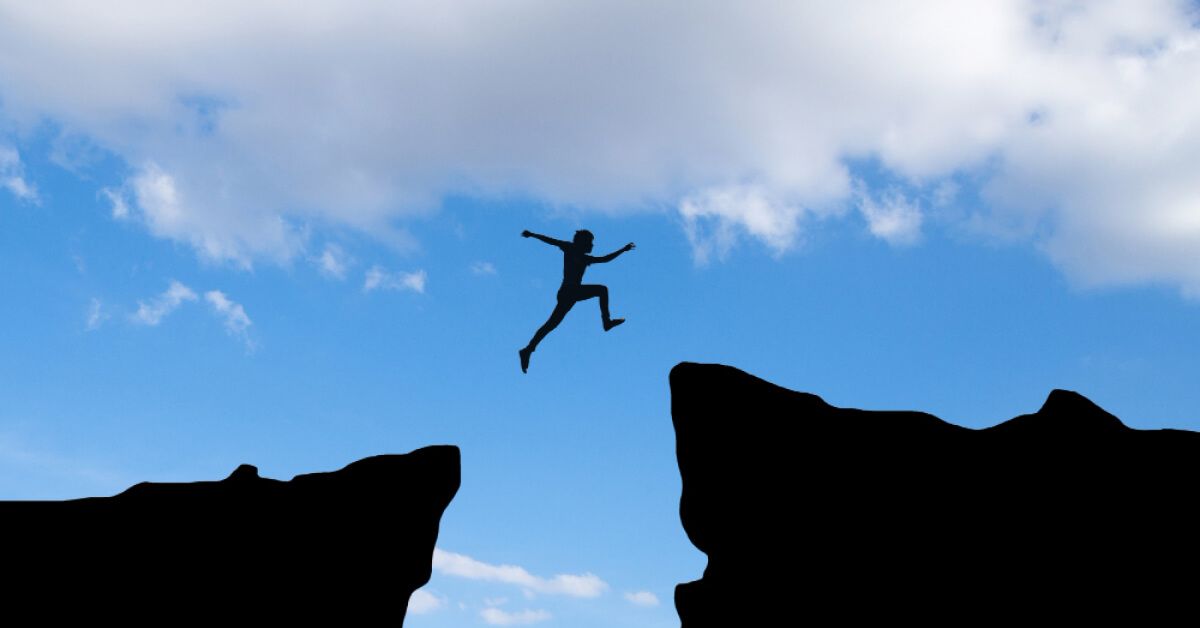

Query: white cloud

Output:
[433, 549, 608, 598]
[204, 290, 254, 350]
[124, 281, 256, 349]
[100, 187, 130, 219]
[316, 244, 351, 279]
[406, 589, 447, 615]
[132, 280, 197, 326]
[364, 266, 426, 294]
[85, 298, 109, 331]
[471, 261, 497, 276]
[4, 3, 1200, 292]
[858, 188, 924, 246]
[126, 163, 299, 267]
[624, 591, 659, 607]
[0, 145, 38, 202]
[480, 608, 552, 626]
[680, 185, 824, 265]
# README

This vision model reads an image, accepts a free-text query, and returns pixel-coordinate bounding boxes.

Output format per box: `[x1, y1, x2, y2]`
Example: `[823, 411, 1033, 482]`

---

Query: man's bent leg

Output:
[577, 284, 611, 327]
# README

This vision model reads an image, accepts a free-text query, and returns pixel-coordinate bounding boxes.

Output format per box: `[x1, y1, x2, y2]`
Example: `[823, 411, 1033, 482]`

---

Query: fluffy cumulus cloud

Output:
[3, 2, 1200, 292]
[479, 608, 552, 626]
[857, 188, 924, 247]
[433, 549, 608, 598]
[117, 163, 299, 268]
[132, 280, 198, 326]
[0, 145, 38, 202]
[680, 185, 819, 265]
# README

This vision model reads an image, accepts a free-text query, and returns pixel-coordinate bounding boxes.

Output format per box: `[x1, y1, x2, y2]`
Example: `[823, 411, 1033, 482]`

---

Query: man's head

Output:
[573, 229, 595, 253]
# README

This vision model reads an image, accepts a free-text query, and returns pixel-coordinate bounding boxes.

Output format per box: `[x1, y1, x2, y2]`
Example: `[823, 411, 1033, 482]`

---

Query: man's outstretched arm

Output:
[589, 242, 636, 263]
[522, 230, 569, 248]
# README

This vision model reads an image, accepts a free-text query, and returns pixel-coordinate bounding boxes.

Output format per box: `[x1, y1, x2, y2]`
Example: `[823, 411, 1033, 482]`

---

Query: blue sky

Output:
[4, 3, 1200, 626]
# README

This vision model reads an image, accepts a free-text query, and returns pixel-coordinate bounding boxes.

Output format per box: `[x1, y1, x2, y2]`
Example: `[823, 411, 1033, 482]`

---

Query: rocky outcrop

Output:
[672, 363, 1199, 625]
[2, 445, 459, 625]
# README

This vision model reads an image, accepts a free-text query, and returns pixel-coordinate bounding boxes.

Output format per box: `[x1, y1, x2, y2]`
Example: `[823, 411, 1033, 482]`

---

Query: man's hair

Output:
[573, 230, 594, 245]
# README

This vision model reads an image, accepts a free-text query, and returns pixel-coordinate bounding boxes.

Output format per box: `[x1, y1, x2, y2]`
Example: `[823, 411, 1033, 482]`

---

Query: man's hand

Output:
[623, 242, 636, 252]
[522, 230, 533, 238]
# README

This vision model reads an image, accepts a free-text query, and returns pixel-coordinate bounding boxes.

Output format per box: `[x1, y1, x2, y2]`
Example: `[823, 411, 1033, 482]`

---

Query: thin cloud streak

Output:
[433, 548, 608, 598]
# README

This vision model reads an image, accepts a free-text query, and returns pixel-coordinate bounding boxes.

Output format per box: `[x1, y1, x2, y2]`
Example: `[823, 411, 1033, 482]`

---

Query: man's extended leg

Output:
[520, 301, 573, 372]
[578, 284, 623, 331]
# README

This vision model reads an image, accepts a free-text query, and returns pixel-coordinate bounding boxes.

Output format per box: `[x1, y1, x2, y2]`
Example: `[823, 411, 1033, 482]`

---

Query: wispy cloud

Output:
[0, 145, 38, 203]
[624, 591, 660, 607]
[85, 298, 109, 331]
[433, 549, 608, 598]
[471, 261, 497, 276]
[364, 266, 426, 294]
[132, 280, 197, 326]
[480, 608, 552, 626]
[316, 244, 351, 280]
[126, 282, 255, 350]
[100, 187, 130, 219]
[204, 290, 255, 351]
[407, 589, 447, 615]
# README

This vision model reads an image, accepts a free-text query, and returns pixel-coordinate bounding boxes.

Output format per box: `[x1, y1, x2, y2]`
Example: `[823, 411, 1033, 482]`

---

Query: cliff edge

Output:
[672, 363, 1199, 625]
[2, 445, 460, 625]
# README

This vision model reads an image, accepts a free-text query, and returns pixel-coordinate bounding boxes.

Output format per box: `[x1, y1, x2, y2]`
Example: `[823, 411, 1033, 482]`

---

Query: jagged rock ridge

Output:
[2, 445, 460, 626]
[671, 362, 1199, 626]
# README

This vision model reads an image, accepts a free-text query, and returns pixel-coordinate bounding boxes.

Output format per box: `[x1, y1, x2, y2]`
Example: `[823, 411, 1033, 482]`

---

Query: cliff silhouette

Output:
[671, 362, 1199, 625]
[2, 445, 459, 625]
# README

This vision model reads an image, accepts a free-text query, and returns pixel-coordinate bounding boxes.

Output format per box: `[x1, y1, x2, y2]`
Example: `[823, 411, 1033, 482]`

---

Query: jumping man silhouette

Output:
[519, 229, 635, 373]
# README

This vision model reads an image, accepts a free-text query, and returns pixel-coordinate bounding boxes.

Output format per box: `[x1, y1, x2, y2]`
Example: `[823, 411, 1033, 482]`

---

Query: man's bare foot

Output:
[519, 347, 532, 373]
[604, 318, 625, 332]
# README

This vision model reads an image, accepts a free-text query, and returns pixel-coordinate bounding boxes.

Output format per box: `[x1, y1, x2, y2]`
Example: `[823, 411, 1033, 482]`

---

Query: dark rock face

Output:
[2, 446, 459, 625]
[672, 363, 1199, 626]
